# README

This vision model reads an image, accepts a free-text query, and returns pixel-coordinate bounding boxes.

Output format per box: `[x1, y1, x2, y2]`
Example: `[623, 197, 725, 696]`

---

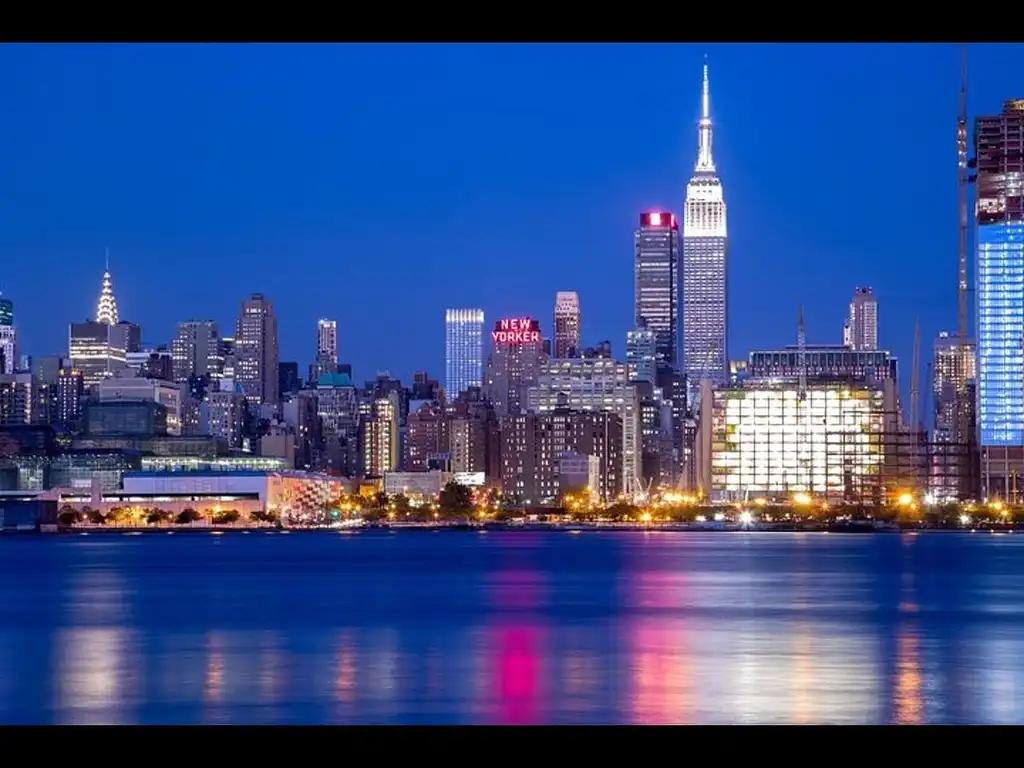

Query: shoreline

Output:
[8, 521, 1018, 536]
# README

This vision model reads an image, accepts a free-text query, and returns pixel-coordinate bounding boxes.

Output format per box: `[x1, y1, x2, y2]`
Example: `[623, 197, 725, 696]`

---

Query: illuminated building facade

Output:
[171, 321, 219, 383]
[625, 324, 656, 384]
[501, 409, 623, 505]
[445, 308, 484, 400]
[309, 318, 339, 382]
[527, 358, 640, 496]
[317, 319, 338, 366]
[234, 293, 279, 406]
[68, 270, 141, 388]
[748, 345, 897, 383]
[553, 292, 581, 359]
[206, 391, 246, 448]
[360, 394, 400, 477]
[484, 317, 544, 418]
[932, 332, 977, 441]
[0, 298, 16, 375]
[844, 287, 878, 351]
[931, 331, 977, 501]
[68, 321, 141, 389]
[97, 374, 183, 436]
[634, 212, 679, 368]
[976, 99, 1024, 497]
[682, 64, 728, 398]
[695, 380, 895, 502]
[55, 368, 84, 433]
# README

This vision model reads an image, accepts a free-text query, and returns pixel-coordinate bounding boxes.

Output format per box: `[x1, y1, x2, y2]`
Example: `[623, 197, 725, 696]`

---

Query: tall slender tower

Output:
[553, 291, 581, 358]
[682, 61, 728, 401]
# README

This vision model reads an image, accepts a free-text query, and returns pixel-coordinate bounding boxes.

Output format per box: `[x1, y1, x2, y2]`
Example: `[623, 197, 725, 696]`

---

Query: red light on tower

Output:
[641, 212, 677, 229]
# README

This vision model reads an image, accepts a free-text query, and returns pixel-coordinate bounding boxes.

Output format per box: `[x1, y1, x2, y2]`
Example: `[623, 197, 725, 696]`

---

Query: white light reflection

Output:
[54, 627, 137, 724]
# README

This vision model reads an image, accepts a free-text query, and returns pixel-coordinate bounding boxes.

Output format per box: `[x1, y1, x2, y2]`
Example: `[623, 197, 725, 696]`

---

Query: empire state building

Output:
[682, 62, 728, 400]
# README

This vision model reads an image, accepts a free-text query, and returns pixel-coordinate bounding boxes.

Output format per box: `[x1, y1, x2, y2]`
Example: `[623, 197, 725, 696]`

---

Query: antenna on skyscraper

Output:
[105, 246, 110, 272]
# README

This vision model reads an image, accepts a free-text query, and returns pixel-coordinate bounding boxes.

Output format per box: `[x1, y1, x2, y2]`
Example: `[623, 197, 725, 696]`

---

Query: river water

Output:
[1, 529, 1022, 724]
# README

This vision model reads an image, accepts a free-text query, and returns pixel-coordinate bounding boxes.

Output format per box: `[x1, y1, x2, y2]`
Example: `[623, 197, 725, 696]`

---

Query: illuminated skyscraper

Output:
[68, 268, 140, 387]
[634, 211, 679, 367]
[171, 321, 220, 383]
[976, 100, 1024, 451]
[317, 319, 338, 366]
[234, 293, 279, 406]
[844, 287, 878, 351]
[0, 297, 15, 375]
[682, 62, 728, 397]
[975, 99, 1024, 496]
[96, 269, 119, 326]
[445, 308, 484, 399]
[553, 292, 581, 358]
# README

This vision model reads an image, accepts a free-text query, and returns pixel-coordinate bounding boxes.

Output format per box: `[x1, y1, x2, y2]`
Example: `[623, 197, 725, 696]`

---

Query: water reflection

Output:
[204, 633, 224, 704]
[9, 532, 1024, 724]
[54, 627, 137, 724]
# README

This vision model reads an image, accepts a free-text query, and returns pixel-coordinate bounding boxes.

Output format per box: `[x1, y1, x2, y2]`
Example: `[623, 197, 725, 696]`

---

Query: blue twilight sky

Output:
[1, 42, 1022, 397]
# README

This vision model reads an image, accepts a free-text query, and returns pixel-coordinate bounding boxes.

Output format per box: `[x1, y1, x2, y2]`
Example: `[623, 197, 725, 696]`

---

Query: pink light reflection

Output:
[493, 625, 544, 725]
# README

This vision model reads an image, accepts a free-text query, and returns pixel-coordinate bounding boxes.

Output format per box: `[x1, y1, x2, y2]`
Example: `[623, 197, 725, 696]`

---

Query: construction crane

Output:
[955, 45, 970, 486]
[910, 319, 921, 431]
[797, 306, 807, 401]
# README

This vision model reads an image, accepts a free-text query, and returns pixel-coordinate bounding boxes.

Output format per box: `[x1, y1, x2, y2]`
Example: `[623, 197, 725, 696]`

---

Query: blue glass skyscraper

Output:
[445, 309, 484, 400]
[976, 100, 1024, 451]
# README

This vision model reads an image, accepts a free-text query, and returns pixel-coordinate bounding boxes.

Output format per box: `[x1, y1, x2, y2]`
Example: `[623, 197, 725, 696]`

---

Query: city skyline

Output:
[2, 44, 1023, 388]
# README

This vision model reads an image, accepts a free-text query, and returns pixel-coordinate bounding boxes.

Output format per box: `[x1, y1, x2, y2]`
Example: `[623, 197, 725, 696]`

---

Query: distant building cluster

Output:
[0, 68, 1020, 511]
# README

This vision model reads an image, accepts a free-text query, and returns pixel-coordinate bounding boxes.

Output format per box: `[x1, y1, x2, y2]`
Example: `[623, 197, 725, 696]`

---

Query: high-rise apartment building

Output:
[484, 317, 544, 418]
[501, 409, 623, 505]
[553, 292, 581, 359]
[361, 394, 400, 477]
[445, 309, 484, 400]
[682, 63, 728, 397]
[976, 100, 1024, 460]
[844, 287, 878, 351]
[0, 298, 15, 375]
[171, 321, 219, 383]
[234, 293, 279, 406]
[527, 358, 640, 496]
[634, 212, 679, 368]
[931, 331, 978, 501]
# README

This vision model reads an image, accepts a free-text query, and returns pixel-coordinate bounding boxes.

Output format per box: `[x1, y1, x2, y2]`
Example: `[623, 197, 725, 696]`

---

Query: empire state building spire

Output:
[694, 60, 715, 174]
[96, 250, 119, 325]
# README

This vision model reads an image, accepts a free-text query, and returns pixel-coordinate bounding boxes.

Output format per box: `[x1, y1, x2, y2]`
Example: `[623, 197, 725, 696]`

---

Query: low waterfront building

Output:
[693, 378, 904, 503]
[383, 470, 447, 497]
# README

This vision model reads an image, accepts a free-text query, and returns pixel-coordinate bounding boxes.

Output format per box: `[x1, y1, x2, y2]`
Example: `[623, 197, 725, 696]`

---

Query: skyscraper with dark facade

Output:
[634, 212, 679, 368]
[682, 63, 728, 398]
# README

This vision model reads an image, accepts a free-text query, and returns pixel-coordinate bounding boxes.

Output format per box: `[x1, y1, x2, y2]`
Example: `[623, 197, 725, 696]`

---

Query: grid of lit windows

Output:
[710, 385, 885, 500]
[977, 222, 1024, 447]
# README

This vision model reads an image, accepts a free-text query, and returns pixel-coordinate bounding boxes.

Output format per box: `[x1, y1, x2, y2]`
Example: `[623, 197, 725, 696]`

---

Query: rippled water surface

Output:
[2, 529, 1024, 724]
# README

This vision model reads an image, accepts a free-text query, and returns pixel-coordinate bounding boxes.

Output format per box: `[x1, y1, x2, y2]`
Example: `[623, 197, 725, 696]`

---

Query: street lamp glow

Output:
[739, 510, 753, 525]
[959, 514, 971, 526]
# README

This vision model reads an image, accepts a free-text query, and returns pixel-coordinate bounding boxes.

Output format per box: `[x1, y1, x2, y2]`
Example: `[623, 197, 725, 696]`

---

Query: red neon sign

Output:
[492, 317, 541, 345]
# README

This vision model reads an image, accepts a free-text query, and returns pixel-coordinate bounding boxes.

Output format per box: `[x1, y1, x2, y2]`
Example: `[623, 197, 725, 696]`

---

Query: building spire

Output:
[96, 252, 119, 325]
[695, 57, 715, 173]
